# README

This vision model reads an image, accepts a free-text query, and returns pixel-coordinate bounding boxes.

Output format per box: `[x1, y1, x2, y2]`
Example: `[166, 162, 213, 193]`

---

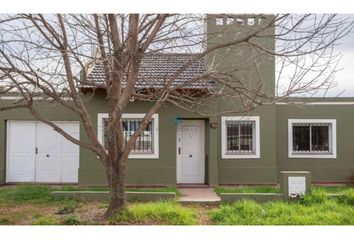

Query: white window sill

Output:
[128, 153, 159, 159]
[222, 153, 260, 159]
[97, 152, 159, 159]
[288, 153, 336, 159]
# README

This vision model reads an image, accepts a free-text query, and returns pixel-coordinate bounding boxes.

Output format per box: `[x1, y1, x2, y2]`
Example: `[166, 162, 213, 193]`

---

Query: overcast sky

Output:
[1, 14, 353, 97]
[313, 16, 354, 97]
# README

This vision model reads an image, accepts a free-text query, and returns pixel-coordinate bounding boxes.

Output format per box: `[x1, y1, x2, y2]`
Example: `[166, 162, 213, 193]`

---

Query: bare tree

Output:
[0, 14, 352, 217]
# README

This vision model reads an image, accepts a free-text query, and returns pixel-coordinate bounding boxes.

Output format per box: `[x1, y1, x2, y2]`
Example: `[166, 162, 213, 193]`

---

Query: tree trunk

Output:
[104, 160, 126, 218]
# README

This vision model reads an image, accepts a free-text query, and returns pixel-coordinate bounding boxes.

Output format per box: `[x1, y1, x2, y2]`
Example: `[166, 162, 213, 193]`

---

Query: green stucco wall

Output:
[1, 96, 354, 185]
[78, 92, 218, 186]
[0, 95, 218, 186]
[206, 14, 275, 98]
[206, 15, 278, 184]
[217, 106, 278, 184]
[276, 99, 354, 182]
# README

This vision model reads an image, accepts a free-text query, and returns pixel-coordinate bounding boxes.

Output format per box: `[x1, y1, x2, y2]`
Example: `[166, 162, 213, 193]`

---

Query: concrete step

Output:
[178, 187, 220, 204]
[177, 184, 210, 188]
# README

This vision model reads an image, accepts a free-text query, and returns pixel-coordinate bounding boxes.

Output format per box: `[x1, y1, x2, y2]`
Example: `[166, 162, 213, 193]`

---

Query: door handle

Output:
[46, 154, 50, 157]
[178, 147, 181, 155]
[189, 154, 192, 158]
[35, 147, 38, 154]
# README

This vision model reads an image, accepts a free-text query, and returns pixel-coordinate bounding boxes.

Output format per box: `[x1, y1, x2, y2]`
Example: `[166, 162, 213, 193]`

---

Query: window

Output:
[247, 17, 255, 26]
[216, 17, 224, 26]
[288, 119, 336, 158]
[97, 113, 159, 159]
[221, 116, 260, 159]
[258, 17, 266, 25]
[226, 17, 234, 25]
[226, 121, 255, 153]
[236, 18, 244, 25]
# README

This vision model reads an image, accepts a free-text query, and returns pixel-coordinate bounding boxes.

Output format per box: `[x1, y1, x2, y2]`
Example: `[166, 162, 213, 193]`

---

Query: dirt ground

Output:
[0, 201, 217, 225]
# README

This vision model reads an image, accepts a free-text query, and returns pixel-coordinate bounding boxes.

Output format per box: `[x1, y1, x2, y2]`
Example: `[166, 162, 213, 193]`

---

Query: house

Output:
[0, 15, 353, 186]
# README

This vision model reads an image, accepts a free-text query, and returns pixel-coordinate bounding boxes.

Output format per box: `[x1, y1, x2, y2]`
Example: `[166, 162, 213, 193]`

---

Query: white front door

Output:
[176, 120, 205, 184]
[6, 121, 79, 183]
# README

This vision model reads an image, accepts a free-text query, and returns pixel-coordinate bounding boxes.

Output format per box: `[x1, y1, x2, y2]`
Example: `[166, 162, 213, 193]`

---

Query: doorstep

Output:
[178, 187, 221, 204]
[177, 184, 210, 188]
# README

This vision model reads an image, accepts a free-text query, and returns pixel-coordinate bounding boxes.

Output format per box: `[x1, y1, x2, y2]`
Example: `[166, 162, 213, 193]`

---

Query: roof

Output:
[82, 53, 214, 90]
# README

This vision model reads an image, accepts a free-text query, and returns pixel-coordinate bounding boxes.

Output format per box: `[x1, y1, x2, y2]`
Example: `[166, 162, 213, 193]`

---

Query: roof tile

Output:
[82, 53, 214, 89]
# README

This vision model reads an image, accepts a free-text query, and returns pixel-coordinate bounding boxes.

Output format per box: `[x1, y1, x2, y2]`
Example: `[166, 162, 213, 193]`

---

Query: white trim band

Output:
[0, 96, 73, 101]
[276, 101, 354, 105]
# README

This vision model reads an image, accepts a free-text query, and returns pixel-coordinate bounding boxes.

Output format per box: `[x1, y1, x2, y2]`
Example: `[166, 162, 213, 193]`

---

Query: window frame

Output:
[288, 119, 337, 159]
[97, 113, 159, 159]
[221, 116, 260, 159]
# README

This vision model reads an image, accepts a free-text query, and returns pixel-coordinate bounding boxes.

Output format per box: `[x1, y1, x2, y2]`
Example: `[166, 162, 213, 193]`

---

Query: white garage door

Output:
[6, 121, 80, 183]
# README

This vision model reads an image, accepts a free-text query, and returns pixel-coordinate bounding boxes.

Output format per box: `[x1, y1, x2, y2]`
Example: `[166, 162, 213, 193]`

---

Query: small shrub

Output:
[0, 218, 11, 225]
[301, 189, 328, 205]
[58, 200, 78, 214]
[63, 214, 81, 225]
[337, 188, 354, 205]
[32, 216, 59, 225]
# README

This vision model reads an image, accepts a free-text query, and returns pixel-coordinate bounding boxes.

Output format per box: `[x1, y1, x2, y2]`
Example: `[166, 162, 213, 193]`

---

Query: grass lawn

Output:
[214, 185, 351, 195]
[211, 188, 354, 225]
[109, 201, 199, 225]
[0, 185, 353, 225]
[215, 186, 281, 195]
[58, 185, 179, 194]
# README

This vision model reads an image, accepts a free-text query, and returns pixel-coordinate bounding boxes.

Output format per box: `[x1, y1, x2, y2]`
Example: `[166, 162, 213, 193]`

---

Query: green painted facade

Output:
[207, 15, 278, 184]
[0, 15, 353, 185]
[1, 97, 353, 185]
[276, 100, 354, 182]
[79, 92, 219, 186]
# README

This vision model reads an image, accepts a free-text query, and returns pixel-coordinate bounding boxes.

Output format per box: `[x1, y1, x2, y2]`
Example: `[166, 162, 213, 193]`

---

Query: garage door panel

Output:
[7, 156, 35, 182]
[35, 123, 60, 182]
[35, 155, 59, 182]
[61, 137, 79, 153]
[7, 121, 79, 183]
[10, 155, 35, 174]
[61, 175, 78, 183]
[62, 156, 79, 183]
[8, 122, 36, 152]
[36, 123, 59, 153]
[60, 123, 79, 152]
[60, 122, 80, 183]
[7, 122, 36, 183]
[62, 156, 79, 173]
